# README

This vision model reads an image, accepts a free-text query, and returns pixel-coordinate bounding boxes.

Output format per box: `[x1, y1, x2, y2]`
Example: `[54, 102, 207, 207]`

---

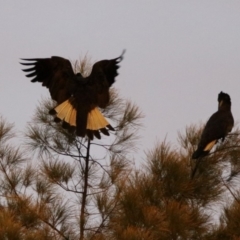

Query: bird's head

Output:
[218, 91, 231, 108]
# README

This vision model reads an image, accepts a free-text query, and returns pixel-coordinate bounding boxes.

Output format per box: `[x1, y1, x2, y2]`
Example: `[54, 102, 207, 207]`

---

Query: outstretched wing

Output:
[20, 56, 76, 104]
[87, 50, 125, 108]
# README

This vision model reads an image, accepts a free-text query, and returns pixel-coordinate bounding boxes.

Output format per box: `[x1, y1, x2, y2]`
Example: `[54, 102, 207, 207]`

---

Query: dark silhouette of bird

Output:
[21, 50, 125, 140]
[192, 91, 234, 160]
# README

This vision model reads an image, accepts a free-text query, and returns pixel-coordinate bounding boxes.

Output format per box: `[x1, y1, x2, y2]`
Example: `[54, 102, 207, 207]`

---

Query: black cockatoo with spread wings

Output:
[192, 91, 234, 160]
[21, 50, 125, 140]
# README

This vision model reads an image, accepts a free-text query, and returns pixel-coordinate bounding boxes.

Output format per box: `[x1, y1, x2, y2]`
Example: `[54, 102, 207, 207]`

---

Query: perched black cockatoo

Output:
[21, 50, 125, 140]
[192, 91, 234, 159]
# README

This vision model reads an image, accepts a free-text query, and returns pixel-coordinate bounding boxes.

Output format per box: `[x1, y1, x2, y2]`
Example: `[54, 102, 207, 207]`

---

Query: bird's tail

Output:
[85, 107, 114, 139]
[191, 158, 202, 179]
[192, 140, 217, 159]
[49, 99, 114, 139]
[86, 108, 109, 131]
[51, 99, 77, 127]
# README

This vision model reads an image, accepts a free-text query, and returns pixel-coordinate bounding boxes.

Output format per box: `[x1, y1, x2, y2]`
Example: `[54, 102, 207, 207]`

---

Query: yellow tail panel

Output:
[87, 108, 109, 130]
[54, 101, 108, 130]
[54, 100, 76, 126]
[69, 108, 77, 126]
[204, 140, 216, 152]
[54, 100, 70, 120]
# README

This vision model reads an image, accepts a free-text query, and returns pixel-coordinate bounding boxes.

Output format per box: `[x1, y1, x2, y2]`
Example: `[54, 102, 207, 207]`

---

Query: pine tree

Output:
[0, 57, 142, 240]
[103, 124, 240, 240]
[1, 58, 240, 239]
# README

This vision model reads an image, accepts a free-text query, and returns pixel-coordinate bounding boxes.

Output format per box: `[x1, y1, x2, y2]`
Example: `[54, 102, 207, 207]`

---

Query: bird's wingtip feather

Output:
[119, 49, 126, 61]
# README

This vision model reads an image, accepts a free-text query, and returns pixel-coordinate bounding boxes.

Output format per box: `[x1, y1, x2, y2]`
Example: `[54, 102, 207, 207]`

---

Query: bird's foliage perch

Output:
[1, 116, 240, 239]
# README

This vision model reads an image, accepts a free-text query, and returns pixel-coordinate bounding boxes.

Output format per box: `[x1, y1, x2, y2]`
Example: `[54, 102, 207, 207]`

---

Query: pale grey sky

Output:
[1, 1, 240, 154]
